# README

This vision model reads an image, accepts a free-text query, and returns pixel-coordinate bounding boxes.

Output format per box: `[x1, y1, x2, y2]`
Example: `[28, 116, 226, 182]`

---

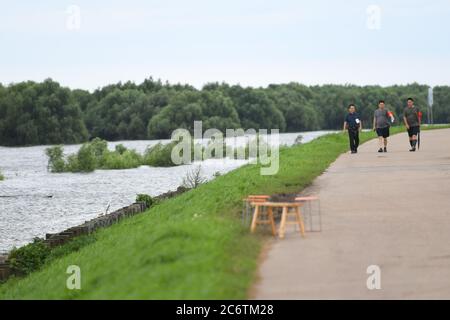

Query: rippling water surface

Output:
[0, 131, 333, 252]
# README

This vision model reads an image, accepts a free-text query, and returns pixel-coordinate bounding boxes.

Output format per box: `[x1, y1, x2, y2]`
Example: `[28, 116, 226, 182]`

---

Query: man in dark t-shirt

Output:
[403, 98, 421, 152]
[373, 100, 393, 153]
[343, 104, 362, 154]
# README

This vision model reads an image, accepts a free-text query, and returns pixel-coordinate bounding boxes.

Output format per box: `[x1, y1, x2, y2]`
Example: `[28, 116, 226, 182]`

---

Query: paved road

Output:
[252, 129, 450, 299]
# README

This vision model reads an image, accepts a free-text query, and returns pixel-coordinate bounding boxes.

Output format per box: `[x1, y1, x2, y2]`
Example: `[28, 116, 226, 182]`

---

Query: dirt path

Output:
[252, 129, 450, 299]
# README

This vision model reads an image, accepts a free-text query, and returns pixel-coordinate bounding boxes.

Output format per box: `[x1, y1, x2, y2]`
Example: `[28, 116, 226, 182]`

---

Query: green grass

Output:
[1, 125, 448, 299]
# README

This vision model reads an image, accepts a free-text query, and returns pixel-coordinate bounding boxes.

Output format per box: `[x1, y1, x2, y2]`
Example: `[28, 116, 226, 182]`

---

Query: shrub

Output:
[0, 171, 4, 181]
[181, 166, 206, 189]
[45, 138, 147, 172]
[45, 146, 66, 173]
[7, 235, 96, 277]
[101, 149, 142, 169]
[8, 238, 51, 275]
[45, 138, 242, 173]
[102, 151, 124, 169]
[136, 194, 156, 208]
[115, 144, 127, 155]
[76, 144, 96, 172]
[47, 235, 96, 262]
[90, 138, 108, 158]
[91, 138, 108, 167]
[122, 150, 143, 168]
[66, 154, 80, 172]
[143, 142, 178, 167]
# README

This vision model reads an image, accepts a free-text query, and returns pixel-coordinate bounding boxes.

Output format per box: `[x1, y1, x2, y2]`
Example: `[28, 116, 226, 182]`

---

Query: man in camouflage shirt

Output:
[403, 98, 421, 152]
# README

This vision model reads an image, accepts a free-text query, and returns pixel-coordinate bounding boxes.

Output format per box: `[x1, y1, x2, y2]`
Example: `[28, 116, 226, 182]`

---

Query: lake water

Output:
[0, 131, 333, 253]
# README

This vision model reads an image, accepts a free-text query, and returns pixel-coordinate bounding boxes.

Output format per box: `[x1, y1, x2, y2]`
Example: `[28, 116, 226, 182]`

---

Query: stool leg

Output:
[268, 207, 277, 236]
[250, 205, 260, 233]
[296, 206, 305, 237]
[279, 206, 288, 239]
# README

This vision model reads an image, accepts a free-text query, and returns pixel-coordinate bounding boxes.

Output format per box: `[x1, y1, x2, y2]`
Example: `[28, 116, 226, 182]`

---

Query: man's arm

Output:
[373, 117, 376, 131]
[403, 109, 410, 129]
[403, 116, 410, 129]
[359, 120, 363, 132]
[343, 121, 347, 132]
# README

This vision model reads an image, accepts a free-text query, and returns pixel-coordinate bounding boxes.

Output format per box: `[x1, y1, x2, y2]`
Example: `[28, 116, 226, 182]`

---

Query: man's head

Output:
[348, 104, 356, 113]
[378, 100, 385, 109]
[407, 98, 414, 108]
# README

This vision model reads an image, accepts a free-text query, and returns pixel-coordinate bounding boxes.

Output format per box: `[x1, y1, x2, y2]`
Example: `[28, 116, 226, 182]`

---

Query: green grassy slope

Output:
[1, 126, 446, 299]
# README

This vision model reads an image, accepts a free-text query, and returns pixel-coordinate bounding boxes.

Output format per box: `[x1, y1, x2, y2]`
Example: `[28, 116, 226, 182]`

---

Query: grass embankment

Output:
[1, 126, 447, 299]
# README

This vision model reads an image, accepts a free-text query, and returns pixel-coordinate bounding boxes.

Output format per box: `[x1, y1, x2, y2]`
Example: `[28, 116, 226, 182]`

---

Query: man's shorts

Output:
[407, 126, 420, 137]
[376, 127, 390, 138]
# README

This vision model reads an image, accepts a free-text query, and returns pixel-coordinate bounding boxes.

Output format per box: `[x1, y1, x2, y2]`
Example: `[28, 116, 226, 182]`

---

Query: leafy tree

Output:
[433, 86, 450, 124]
[226, 86, 286, 131]
[1, 78, 449, 147]
[147, 91, 204, 139]
[0, 79, 88, 146]
[77, 144, 96, 172]
[267, 83, 320, 131]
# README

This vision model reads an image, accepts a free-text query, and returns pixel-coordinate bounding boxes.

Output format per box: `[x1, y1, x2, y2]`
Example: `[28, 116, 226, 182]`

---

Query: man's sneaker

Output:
[351, 150, 356, 154]
[409, 148, 416, 152]
[384, 147, 387, 152]
[378, 148, 383, 153]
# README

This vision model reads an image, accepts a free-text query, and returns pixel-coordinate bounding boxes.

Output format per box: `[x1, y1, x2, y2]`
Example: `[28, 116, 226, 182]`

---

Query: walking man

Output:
[373, 100, 393, 153]
[403, 98, 422, 152]
[343, 104, 362, 154]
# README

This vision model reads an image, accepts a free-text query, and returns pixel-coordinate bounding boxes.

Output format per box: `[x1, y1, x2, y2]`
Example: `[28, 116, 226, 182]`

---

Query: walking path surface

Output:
[252, 129, 450, 299]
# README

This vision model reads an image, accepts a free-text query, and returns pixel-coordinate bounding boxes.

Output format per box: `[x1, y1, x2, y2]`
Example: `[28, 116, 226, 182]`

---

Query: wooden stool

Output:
[249, 201, 305, 239]
[278, 202, 305, 239]
[249, 198, 277, 236]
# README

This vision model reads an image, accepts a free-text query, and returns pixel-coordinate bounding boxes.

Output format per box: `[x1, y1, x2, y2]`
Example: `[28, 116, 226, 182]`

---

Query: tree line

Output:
[1, 78, 449, 146]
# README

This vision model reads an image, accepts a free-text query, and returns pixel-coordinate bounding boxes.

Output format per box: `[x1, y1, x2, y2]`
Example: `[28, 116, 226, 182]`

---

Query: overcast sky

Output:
[1, 0, 449, 91]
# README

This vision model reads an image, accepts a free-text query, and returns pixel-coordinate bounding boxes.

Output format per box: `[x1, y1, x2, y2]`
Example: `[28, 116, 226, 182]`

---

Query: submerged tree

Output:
[45, 146, 66, 173]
